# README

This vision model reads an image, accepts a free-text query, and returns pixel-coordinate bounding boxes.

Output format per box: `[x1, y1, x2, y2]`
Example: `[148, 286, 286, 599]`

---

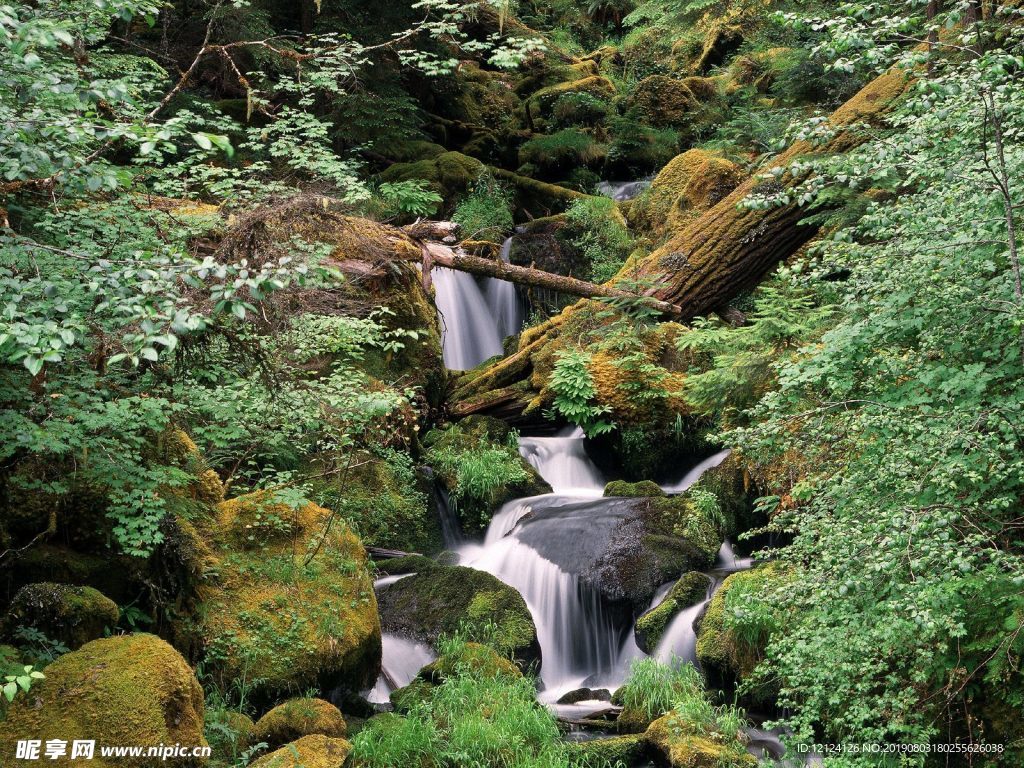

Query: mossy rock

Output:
[206, 709, 256, 762]
[1, 582, 119, 650]
[196, 491, 381, 703]
[626, 75, 699, 128]
[529, 75, 616, 117]
[378, 151, 484, 206]
[628, 149, 744, 238]
[604, 480, 667, 498]
[249, 734, 353, 768]
[389, 677, 435, 713]
[376, 565, 539, 667]
[0, 634, 206, 767]
[634, 572, 711, 652]
[568, 734, 647, 766]
[420, 641, 522, 682]
[695, 564, 789, 705]
[645, 711, 756, 767]
[381, 140, 447, 163]
[375, 554, 438, 577]
[251, 698, 347, 750]
[589, 493, 721, 611]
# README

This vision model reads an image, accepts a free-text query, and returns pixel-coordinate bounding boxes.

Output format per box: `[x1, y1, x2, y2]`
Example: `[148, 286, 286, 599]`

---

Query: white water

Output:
[483, 237, 527, 341]
[518, 427, 606, 496]
[660, 449, 731, 494]
[365, 633, 436, 704]
[596, 179, 652, 202]
[432, 238, 525, 371]
[653, 541, 754, 664]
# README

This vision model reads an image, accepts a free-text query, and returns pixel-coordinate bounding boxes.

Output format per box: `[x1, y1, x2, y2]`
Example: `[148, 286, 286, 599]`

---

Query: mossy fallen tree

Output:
[452, 66, 911, 419]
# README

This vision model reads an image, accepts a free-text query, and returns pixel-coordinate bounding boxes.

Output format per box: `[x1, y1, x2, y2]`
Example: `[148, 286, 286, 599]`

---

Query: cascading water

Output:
[653, 541, 754, 664]
[596, 179, 652, 202]
[518, 427, 606, 496]
[483, 237, 527, 341]
[365, 633, 436, 704]
[660, 449, 731, 494]
[432, 238, 525, 370]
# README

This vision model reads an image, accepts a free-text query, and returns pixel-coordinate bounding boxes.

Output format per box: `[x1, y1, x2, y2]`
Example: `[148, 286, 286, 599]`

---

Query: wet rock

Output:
[634, 572, 711, 652]
[557, 687, 612, 704]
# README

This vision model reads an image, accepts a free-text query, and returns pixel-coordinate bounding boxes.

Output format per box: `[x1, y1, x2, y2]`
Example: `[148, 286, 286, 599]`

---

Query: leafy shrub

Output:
[376, 180, 444, 218]
[452, 172, 514, 243]
[606, 116, 679, 175]
[546, 349, 613, 437]
[518, 129, 607, 173]
[563, 197, 634, 283]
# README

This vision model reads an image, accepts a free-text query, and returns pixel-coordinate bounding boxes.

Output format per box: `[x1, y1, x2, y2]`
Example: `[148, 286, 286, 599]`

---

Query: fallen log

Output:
[420, 242, 684, 315]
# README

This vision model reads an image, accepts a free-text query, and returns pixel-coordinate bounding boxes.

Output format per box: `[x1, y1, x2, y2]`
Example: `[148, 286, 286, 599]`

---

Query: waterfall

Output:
[432, 237, 525, 371]
[596, 179, 652, 202]
[365, 633, 436, 704]
[660, 449, 732, 494]
[653, 541, 753, 663]
[432, 267, 504, 371]
[482, 237, 526, 341]
[518, 428, 606, 496]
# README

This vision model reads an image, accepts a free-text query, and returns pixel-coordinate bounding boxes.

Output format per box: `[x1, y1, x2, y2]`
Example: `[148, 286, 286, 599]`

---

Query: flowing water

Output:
[432, 237, 525, 370]
[597, 179, 652, 202]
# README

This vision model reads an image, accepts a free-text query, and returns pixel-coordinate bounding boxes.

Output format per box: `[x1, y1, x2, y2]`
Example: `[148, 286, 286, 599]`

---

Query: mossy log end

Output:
[453, 67, 911, 419]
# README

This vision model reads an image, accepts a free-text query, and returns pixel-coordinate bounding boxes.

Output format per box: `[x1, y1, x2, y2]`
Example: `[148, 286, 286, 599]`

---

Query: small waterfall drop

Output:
[596, 179, 652, 202]
[518, 428, 606, 496]
[365, 633, 436, 704]
[482, 237, 527, 341]
[432, 267, 504, 371]
[660, 449, 731, 494]
[653, 541, 753, 664]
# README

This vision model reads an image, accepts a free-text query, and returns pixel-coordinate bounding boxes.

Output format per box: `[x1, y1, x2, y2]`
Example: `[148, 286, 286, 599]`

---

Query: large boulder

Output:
[378, 151, 484, 206]
[0, 634, 205, 767]
[193, 491, 381, 703]
[249, 734, 352, 768]
[1, 583, 119, 650]
[251, 698, 347, 751]
[376, 563, 539, 667]
[628, 149, 744, 238]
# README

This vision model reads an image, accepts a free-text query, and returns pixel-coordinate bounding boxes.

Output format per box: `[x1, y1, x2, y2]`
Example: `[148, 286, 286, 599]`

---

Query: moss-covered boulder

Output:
[568, 734, 647, 766]
[628, 149, 744, 238]
[695, 565, 788, 704]
[589, 491, 722, 611]
[375, 554, 438, 577]
[421, 640, 522, 682]
[604, 480, 667, 498]
[376, 564, 539, 667]
[424, 415, 550, 531]
[249, 734, 352, 768]
[0, 634, 205, 767]
[1, 583, 119, 650]
[634, 572, 710, 652]
[626, 75, 700, 128]
[251, 698, 347, 750]
[379, 151, 484, 205]
[194, 491, 381, 703]
[529, 75, 616, 118]
[645, 711, 756, 767]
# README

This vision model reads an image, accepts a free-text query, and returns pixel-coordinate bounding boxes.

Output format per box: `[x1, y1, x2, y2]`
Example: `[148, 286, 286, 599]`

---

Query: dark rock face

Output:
[556, 687, 612, 705]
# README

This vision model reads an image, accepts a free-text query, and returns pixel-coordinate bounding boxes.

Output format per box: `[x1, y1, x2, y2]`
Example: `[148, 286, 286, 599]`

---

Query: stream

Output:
[369, 256, 811, 764]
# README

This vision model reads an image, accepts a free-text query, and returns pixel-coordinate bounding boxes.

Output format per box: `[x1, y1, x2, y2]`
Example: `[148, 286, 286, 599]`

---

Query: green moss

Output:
[518, 129, 607, 174]
[529, 75, 616, 117]
[378, 151, 484, 206]
[197, 491, 381, 703]
[389, 678, 435, 713]
[0, 634, 206, 767]
[568, 734, 646, 766]
[604, 480, 667, 498]
[645, 711, 756, 767]
[695, 564, 789, 704]
[635, 572, 710, 652]
[7, 544, 139, 604]
[376, 554, 438, 576]
[421, 641, 522, 682]
[1, 582, 120, 650]
[251, 698, 347, 750]
[376, 565, 538, 666]
[626, 75, 698, 128]
[249, 734, 353, 768]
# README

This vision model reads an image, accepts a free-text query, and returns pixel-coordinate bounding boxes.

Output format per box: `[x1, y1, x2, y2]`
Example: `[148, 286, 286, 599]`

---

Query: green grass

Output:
[618, 656, 704, 721]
